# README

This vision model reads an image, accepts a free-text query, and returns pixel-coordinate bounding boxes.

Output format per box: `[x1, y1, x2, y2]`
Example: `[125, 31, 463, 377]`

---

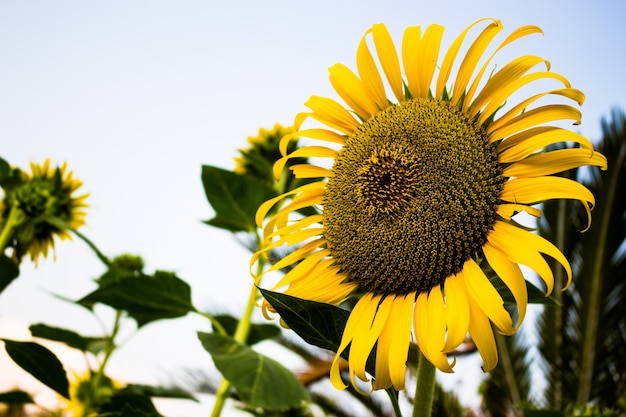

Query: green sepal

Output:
[213, 314, 281, 345]
[1, 339, 69, 399]
[0, 254, 19, 295]
[201, 165, 278, 232]
[198, 332, 309, 411]
[78, 271, 196, 327]
[29, 323, 107, 354]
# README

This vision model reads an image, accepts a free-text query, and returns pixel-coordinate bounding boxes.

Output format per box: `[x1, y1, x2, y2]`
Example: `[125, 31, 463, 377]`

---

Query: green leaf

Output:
[201, 165, 277, 232]
[1, 339, 69, 399]
[213, 314, 281, 345]
[0, 390, 35, 404]
[259, 288, 350, 352]
[78, 271, 196, 327]
[198, 332, 309, 411]
[99, 390, 162, 417]
[0, 254, 19, 295]
[29, 323, 106, 354]
[121, 384, 197, 402]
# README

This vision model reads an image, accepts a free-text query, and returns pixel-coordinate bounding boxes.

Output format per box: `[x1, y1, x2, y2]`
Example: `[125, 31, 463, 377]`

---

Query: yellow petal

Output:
[436, 18, 493, 99]
[350, 295, 392, 389]
[290, 164, 333, 178]
[488, 103, 582, 142]
[489, 220, 573, 293]
[402, 25, 421, 99]
[329, 63, 378, 118]
[503, 149, 607, 178]
[483, 242, 527, 329]
[470, 55, 549, 118]
[462, 259, 515, 335]
[280, 128, 345, 156]
[330, 293, 378, 390]
[414, 288, 454, 372]
[443, 273, 470, 352]
[497, 127, 593, 163]
[374, 292, 415, 390]
[502, 176, 595, 230]
[478, 73, 573, 126]
[305, 95, 360, 135]
[370, 23, 404, 102]
[451, 20, 503, 106]
[273, 146, 337, 179]
[466, 26, 544, 113]
[416, 24, 445, 98]
[497, 203, 542, 219]
[357, 35, 388, 109]
[468, 296, 498, 371]
[255, 182, 322, 227]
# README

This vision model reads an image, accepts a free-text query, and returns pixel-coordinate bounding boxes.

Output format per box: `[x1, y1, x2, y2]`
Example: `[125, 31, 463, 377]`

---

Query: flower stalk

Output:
[412, 351, 437, 417]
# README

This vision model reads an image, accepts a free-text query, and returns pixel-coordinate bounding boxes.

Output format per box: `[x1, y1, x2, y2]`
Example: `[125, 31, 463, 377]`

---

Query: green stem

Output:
[210, 241, 265, 417]
[45, 217, 111, 267]
[412, 351, 437, 417]
[0, 204, 22, 254]
[81, 310, 122, 417]
[494, 332, 521, 407]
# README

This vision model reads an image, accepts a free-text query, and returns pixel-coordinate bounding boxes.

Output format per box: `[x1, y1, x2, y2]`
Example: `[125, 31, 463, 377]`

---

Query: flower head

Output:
[58, 370, 121, 416]
[254, 19, 607, 392]
[0, 159, 89, 262]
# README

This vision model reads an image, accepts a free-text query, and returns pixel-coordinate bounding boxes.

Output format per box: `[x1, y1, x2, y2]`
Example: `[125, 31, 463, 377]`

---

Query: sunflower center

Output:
[323, 97, 504, 295]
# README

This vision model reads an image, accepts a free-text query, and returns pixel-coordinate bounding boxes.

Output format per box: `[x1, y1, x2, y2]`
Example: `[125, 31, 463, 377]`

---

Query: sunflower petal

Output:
[305, 95, 360, 135]
[357, 34, 388, 108]
[462, 259, 515, 335]
[443, 273, 470, 352]
[452, 20, 503, 106]
[483, 242, 527, 328]
[503, 149, 607, 178]
[468, 296, 498, 371]
[329, 63, 378, 118]
[497, 127, 593, 163]
[414, 288, 454, 372]
[370, 23, 404, 102]
[488, 103, 582, 141]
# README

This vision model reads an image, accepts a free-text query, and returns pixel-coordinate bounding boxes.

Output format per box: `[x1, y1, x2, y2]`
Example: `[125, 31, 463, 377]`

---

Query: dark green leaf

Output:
[0, 390, 34, 404]
[78, 271, 196, 327]
[198, 332, 309, 411]
[2, 339, 69, 399]
[259, 288, 350, 352]
[213, 314, 281, 345]
[0, 254, 19, 295]
[121, 384, 197, 401]
[99, 390, 161, 417]
[201, 165, 277, 232]
[29, 323, 106, 354]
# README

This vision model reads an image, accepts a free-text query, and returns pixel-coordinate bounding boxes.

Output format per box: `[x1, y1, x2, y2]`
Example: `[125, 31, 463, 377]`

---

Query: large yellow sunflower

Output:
[253, 19, 607, 392]
[0, 159, 89, 262]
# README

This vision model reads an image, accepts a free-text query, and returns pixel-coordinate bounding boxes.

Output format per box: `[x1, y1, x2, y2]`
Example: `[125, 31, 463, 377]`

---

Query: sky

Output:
[1, 0, 625, 415]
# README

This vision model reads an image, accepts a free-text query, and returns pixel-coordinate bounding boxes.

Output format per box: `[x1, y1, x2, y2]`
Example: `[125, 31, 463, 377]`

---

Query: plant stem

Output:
[210, 243, 265, 417]
[412, 351, 437, 417]
[46, 217, 112, 267]
[81, 310, 122, 417]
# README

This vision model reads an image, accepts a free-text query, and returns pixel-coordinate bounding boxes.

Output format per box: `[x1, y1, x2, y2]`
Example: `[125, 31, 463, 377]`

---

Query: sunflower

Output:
[253, 19, 607, 392]
[0, 159, 89, 262]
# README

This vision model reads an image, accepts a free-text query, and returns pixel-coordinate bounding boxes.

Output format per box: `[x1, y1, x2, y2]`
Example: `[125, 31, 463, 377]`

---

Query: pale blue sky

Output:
[1, 0, 625, 414]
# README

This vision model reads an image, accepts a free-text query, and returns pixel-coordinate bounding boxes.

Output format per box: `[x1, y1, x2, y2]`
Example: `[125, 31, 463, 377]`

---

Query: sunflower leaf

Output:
[198, 332, 309, 411]
[1, 339, 69, 399]
[259, 288, 349, 352]
[0, 390, 35, 405]
[29, 323, 106, 355]
[0, 254, 19, 295]
[201, 165, 278, 232]
[78, 271, 196, 327]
